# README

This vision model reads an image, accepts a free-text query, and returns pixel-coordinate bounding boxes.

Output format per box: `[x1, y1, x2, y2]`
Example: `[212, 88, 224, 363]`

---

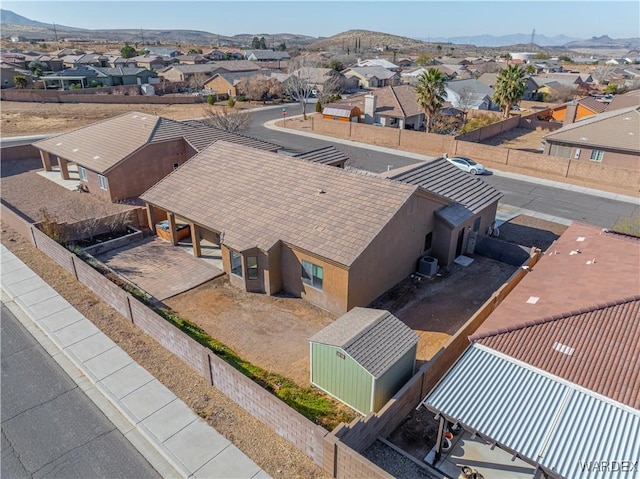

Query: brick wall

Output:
[0, 88, 202, 104]
[73, 258, 133, 320]
[568, 160, 640, 190]
[454, 141, 509, 165]
[351, 122, 400, 147]
[455, 115, 520, 142]
[31, 227, 77, 275]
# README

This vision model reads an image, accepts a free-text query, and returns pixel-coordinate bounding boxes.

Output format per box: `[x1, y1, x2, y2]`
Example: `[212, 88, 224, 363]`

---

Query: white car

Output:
[446, 156, 486, 175]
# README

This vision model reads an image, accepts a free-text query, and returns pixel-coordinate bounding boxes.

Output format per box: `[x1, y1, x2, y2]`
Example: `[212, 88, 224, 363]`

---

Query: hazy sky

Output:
[3, 1, 639, 39]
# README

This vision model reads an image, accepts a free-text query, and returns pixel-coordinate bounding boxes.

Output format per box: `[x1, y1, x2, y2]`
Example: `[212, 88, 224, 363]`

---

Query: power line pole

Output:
[52, 21, 58, 42]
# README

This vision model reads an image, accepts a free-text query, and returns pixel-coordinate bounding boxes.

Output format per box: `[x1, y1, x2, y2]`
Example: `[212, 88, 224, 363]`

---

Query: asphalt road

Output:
[244, 107, 639, 229]
[1, 303, 160, 479]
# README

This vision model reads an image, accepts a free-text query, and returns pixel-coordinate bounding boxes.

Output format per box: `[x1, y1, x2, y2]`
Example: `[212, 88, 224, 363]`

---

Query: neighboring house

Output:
[309, 307, 418, 414]
[420, 222, 640, 479]
[1, 63, 33, 88]
[360, 84, 425, 129]
[396, 57, 415, 68]
[31, 54, 64, 72]
[203, 70, 280, 98]
[173, 54, 208, 65]
[41, 66, 109, 89]
[549, 96, 607, 123]
[158, 63, 222, 82]
[401, 66, 458, 85]
[605, 89, 640, 112]
[245, 50, 290, 63]
[477, 72, 538, 100]
[291, 145, 350, 168]
[92, 67, 157, 86]
[289, 67, 356, 95]
[543, 105, 640, 169]
[129, 54, 175, 70]
[142, 46, 181, 57]
[342, 66, 400, 89]
[355, 58, 400, 71]
[444, 78, 496, 110]
[321, 103, 361, 123]
[33, 112, 280, 202]
[140, 140, 481, 315]
[379, 157, 503, 265]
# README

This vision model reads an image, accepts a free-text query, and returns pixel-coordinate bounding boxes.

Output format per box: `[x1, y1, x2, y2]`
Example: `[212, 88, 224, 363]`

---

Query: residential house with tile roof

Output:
[33, 113, 279, 202]
[355, 58, 400, 71]
[309, 307, 418, 414]
[543, 105, 640, 169]
[158, 61, 261, 83]
[444, 78, 496, 111]
[548, 96, 607, 123]
[342, 65, 400, 89]
[203, 70, 283, 98]
[379, 158, 503, 265]
[420, 222, 640, 478]
[140, 141, 467, 314]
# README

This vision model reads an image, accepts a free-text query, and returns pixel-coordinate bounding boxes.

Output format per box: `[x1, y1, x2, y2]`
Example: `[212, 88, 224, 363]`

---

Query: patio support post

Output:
[58, 158, 70, 180]
[190, 223, 202, 257]
[145, 204, 155, 231]
[434, 415, 445, 464]
[40, 151, 53, 171]
[167, 212, 178, 246]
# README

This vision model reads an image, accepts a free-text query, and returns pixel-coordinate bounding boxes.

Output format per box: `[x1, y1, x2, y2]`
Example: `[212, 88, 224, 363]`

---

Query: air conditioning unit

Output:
[418, 256, 438, 276]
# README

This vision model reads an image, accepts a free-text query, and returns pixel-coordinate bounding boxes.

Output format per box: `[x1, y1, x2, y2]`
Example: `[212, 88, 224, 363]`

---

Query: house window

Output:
[230, 251, 242, 278]
[473, 217, 481, 232]
[246, 256, 258, 280]
[98, 174, 107, 190]
[424, 232, 433, 251]
[302, 260, 323, 290]
[590, 150, 604, 162]
[79, 166, 87, 181]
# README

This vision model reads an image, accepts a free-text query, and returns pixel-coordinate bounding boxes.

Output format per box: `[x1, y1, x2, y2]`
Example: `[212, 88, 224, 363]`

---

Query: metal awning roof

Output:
[421, 344, 640, 478]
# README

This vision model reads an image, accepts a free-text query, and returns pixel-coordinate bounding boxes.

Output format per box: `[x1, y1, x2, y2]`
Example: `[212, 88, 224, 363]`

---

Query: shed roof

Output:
[33, 112, 279, 173]
[345, 66, 398, 80]
[543, 105, 640, 152]
[141, 141, 418, 265]
[422, 343, 640, 479]
[309, 308, 418, 378]
[379, 158, 502, 213]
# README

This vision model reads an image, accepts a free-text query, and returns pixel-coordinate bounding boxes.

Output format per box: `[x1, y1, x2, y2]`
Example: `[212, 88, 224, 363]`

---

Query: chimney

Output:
[564, 100, 579, 125]
[364, 94, 377, 124]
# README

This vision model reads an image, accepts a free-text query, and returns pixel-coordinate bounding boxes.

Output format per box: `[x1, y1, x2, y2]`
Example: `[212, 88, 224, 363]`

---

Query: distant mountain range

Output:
[2, 9, 638, 53]
[421, 33, 584, 47]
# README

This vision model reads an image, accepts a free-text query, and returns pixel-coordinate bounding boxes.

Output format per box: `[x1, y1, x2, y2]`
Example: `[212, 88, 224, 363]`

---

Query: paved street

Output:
[1, 303, 160, 479]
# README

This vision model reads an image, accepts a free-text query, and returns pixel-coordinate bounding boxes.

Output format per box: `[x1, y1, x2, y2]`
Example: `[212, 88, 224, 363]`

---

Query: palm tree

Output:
[415, 68, 447, 133]
[492, 64, 527, 118]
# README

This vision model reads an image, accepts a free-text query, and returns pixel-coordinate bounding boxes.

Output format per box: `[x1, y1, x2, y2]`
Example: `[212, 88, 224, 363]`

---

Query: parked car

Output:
[446, 156, 486, 175]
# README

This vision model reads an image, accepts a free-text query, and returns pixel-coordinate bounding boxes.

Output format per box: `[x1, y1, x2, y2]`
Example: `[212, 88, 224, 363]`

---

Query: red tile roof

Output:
[472, 222, 640, 339]
[478, 298, 640, 409]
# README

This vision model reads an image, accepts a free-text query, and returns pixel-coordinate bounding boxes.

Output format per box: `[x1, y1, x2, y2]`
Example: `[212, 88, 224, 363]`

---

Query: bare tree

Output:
[285, 56, 317, 119]
[188, 72, 208, 91]
[236, 74, 283, 102]
[456, 86, 475, 125]
[591, 65, 616, 85]
[316, 74, 344, 104]
[202, 106, 252, 132]
[545, 85, 578, 102]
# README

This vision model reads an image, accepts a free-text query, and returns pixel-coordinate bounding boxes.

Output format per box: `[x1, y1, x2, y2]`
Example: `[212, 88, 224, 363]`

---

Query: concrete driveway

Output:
[96, 237, 224, 301]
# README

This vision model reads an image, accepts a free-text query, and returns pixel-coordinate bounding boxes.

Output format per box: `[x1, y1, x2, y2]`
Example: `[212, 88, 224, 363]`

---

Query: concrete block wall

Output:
[568, 160, 640, 190]
[350, 122, 400, 147]
[1, 203, 35, 245]
[0, 144, 40, 161]
[31, 227, 77, 275]
[454, 141, 509, 164]
[507, 149, 570, 176]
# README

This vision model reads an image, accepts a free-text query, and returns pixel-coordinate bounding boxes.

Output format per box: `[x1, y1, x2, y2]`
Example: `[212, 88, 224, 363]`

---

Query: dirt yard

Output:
[370, 256, 517, 362]
[479, 126, 547, 152]
[165, 277, 335, 387]
[0, 100, 260, 136]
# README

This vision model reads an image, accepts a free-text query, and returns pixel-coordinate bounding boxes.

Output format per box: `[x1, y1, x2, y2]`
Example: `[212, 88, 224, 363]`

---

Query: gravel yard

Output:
[364, 440, 439, 479]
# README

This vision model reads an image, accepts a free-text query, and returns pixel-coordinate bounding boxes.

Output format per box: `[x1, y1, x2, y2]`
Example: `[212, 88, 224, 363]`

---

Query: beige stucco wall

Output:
[107, 139, 192, 200]
[347, 193, 446, 310]
[204, 76, 235, 97]
[281, 245, 349, 315]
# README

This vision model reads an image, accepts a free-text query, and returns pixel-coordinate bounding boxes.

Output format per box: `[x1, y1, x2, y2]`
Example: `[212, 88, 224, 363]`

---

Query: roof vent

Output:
[569, 249, 581, 255]
[56, 142, 62, 146]
[586, 258, 596, 265]
[526, 296, 540, 304]
[72, 148, 79, 152]
[93, 155, 100, 160]
[576, 236, 585, 242]
[318, 189, 326, 194]
[553, 342, 575, 356]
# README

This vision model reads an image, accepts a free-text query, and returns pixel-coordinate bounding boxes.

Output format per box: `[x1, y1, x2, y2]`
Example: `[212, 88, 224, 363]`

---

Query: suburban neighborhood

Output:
[1, 5, 639, 479]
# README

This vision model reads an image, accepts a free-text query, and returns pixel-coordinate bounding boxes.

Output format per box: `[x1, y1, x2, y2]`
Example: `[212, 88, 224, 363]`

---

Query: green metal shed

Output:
[309, 307, 419, 415]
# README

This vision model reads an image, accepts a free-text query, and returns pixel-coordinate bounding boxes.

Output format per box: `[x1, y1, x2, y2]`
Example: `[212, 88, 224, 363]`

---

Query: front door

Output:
[455, 229, 465, 257]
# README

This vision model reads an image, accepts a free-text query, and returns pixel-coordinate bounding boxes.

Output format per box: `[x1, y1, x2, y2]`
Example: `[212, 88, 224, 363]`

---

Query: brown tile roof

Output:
[34, 112, 279, 173]
[606, 90, 640, 112]
[141, 141, 418, 265]
[292, 145, 349, 166]
[379, 158, 502, 213]
[543, 105, 640, 152]
[472, 222, 640, 340]
[477, 297, 640, 409]
[576, 96, 607, 114]
[373, 85, 423, 118]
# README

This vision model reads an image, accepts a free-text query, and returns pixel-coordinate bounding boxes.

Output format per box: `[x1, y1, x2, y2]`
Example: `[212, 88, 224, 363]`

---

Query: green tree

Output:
[315, 100, 323, 113]
[13, 75, 28, 89]
[188, 48, 203, 54]
[276, 42, 287, 51]
[120, 44, 137, 59]
[416, 53, 432, 66]
[251, 36, 260, 49]
[328, 59, 344, 71]
[207, 94, 216, 105]
[415, 68, 447, 133]
[533, 52, 551, 60]
[259, 37, 267, 49]
[558, 55, 572, 62]
[492, 64, 527, 118]
[28, 60, 45, 77]
[604, 84, 619, 94]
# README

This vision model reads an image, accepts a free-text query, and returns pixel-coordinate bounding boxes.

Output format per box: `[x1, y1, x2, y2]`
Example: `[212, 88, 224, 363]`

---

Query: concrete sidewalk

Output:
[264, 117, 639, 205]
[1, 245, 270, 479]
